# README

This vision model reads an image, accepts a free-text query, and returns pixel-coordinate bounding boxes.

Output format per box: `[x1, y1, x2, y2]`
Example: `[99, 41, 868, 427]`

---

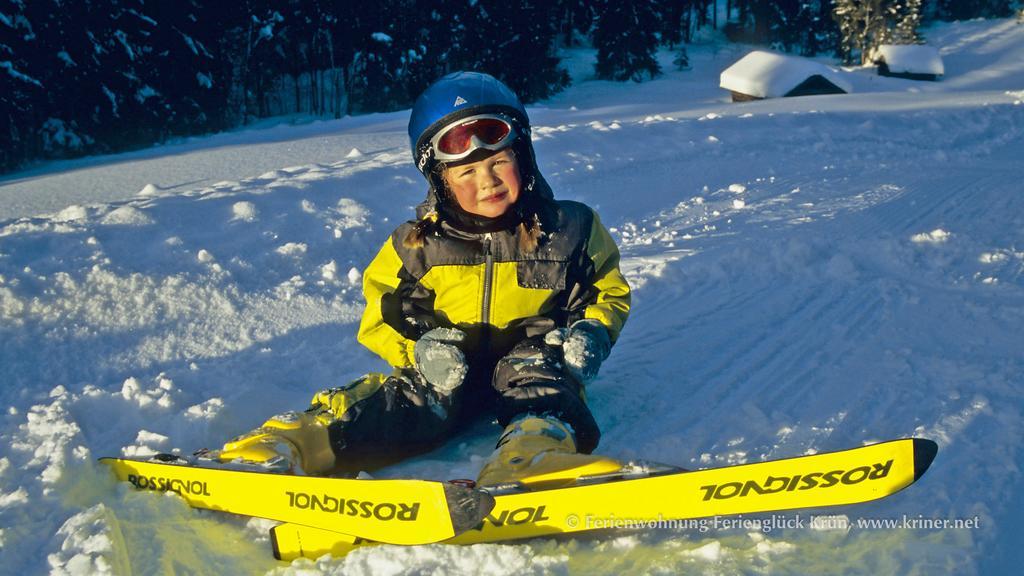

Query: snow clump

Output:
[231, 201, 259, 222]
[46, 505, 118, 575]
[100, 206, 153, 226]
[275, 242, 308, 257]
[911, 229, 951, 244]
[120, 375, 176, 409]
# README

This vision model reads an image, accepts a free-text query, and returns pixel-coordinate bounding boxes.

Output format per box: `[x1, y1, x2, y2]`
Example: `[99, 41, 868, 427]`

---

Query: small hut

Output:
[720, 51, 851, 102]
[872, 45, 944, 81]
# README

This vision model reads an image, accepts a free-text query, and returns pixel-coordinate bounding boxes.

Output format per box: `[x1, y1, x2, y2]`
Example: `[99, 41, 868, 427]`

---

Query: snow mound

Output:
[720, 50, 852, 98]
[100, 205, 154, 226]
[873, 44, 945, 76]
[137, 183, 162, 197]
[55, 205, 90, 223]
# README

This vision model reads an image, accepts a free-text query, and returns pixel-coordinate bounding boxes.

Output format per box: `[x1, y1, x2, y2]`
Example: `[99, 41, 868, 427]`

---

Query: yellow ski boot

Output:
[476, 415, 626, 491]
[203, 411, 336, 476]
[200, 374, 388, 475]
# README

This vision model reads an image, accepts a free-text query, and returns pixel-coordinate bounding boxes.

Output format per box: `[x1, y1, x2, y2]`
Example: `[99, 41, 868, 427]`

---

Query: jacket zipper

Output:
[481, 233, 494, 325]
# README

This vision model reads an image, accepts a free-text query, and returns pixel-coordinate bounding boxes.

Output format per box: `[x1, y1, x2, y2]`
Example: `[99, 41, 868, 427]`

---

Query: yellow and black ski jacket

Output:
[358, 181, 631, 371]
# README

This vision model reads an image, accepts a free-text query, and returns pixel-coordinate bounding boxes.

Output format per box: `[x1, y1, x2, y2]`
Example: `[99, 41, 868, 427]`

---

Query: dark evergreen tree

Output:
[348, 0, 456, 114]
[674, 45, 692, 70]
[653, 0, 686, 47]
[593, 0, 661, 82]
[1, 0, 49, 170]
[936, 0, 1013, 20]
[770, 0, 805, 51]
[10, 0, 170, 158]
[18, 0, 103, 162]
[316, 2, 363, 117]
[146, 1, 226, 136]
[2, 0, 588, 173]
[723, 0, 835, 55]
[807, 0, 841, 56]
[768, 0, 835, 54]
[552, 0, 598, 47]
[396, 2, 449, 108]
[697, 0, 719, 29]
[95, 1, 170, 149]
[453, 0, 569, 102]
[249, 4, 289, 118]
[680, 0, 697, 43]
[833, 0, 897, 64]
[415, 0, 466, 81]
[214, 0, 286, 121]
[893, 0, 924, 43]
[348, 0, 401, 113]
[273, 0, 316, 115]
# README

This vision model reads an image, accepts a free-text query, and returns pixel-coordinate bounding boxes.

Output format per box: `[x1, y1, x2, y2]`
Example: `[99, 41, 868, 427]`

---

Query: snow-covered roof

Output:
[720, 50, 852, 99]
[872, 44, 944, 76]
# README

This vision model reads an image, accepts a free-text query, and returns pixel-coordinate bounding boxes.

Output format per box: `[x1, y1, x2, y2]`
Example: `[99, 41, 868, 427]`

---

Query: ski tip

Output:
[443, 483, 496, 535]
[912, 438, 938, 481]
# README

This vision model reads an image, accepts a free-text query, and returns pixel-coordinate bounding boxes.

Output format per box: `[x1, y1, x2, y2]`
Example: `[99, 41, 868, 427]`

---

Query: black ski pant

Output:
[309, 336, 600, 474]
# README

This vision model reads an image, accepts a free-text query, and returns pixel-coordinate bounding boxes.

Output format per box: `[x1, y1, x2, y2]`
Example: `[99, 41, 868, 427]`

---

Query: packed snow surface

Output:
[1, 18, 1023, 576]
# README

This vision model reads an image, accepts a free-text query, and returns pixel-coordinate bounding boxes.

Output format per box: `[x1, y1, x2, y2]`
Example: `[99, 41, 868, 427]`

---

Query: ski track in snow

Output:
[1, 18, 1024, 575]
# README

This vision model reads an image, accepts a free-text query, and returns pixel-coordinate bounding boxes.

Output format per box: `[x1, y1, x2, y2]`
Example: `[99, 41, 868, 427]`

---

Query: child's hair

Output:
[401, 161, 448, 249]
[403, 151, 542, 252]
[403, 211, 438, 249]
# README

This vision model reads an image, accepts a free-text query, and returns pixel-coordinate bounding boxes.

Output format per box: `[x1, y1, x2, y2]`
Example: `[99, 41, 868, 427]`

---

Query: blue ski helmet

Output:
[409, 71, 530, 177]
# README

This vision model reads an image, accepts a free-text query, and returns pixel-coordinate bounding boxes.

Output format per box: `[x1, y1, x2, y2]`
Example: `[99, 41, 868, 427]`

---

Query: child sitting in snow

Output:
[207, 72, 631, 488]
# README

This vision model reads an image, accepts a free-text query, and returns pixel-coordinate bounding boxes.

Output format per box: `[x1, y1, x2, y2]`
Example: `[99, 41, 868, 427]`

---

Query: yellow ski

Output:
[100, 456, 494, 546]
[269, 438, 937, 560]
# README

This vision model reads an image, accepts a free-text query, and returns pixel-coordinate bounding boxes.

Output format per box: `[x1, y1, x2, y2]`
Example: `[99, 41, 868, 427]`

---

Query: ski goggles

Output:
[429, 114, 518, 162]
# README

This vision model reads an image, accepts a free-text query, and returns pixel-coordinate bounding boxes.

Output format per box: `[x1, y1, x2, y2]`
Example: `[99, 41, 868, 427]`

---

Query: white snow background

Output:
[1, 18, 1023, 575]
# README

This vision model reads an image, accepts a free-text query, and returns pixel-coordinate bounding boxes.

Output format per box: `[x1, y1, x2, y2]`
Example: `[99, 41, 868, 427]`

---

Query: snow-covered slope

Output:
[1, 18, 1022, 575]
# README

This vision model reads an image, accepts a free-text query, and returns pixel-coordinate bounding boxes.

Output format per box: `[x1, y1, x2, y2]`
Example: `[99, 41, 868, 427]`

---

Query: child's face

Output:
[443, 148, 521, 218]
